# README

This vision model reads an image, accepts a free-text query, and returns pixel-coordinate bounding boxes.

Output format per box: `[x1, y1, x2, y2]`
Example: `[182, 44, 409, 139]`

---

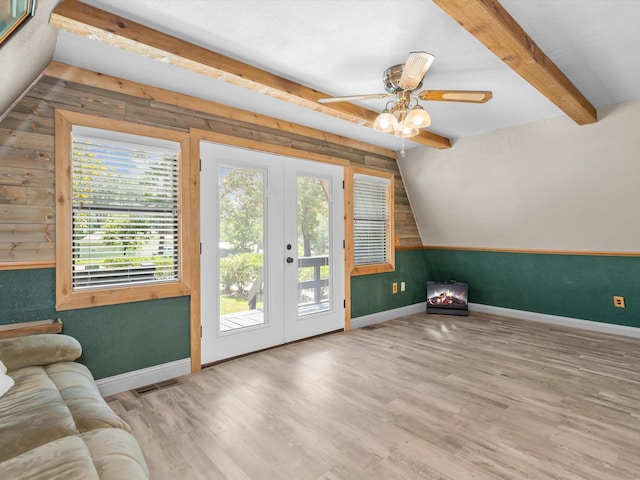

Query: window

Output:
[55, 110, 191, 310]
[349, 167, 395, 276]
[71, 127, 179, 289]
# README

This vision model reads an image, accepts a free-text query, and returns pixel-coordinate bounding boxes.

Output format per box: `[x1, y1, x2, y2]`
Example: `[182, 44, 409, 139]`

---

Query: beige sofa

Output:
[0, 334, 148, 479]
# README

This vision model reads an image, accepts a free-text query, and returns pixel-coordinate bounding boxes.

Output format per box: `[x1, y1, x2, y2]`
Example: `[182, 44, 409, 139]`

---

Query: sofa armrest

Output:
[0, 334, 82, 372]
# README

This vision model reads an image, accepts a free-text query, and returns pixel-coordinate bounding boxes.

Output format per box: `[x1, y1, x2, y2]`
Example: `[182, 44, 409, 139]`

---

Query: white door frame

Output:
[200, 141, 344, 365]
[283, 160, 345, 342]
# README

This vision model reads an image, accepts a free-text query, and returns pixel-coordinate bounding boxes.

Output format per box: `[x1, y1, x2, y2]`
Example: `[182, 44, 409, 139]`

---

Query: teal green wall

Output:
[0, 268, 190, 379]
[351, 248, 640, 330]
[425, 249, 640, 328]
[351, 249, 429, 318]
[6, 250, 637, 378]
[0, 269, 57, 323]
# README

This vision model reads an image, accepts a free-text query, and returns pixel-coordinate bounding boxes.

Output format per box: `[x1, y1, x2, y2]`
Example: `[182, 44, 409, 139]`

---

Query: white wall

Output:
[398, 99, 640, 252]
[0, 0, 57, 118]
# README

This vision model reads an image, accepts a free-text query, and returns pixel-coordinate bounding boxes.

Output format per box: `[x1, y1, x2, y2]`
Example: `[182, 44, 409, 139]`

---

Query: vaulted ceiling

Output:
[2, 0, 640, 151]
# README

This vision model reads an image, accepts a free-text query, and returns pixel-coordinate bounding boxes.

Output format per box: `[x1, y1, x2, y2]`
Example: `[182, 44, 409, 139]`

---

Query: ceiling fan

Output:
[318, 52, 492, 138]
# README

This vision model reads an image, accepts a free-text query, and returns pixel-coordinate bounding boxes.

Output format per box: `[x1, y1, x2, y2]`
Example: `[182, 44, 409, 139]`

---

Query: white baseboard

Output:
[469, 303, 640, 339]
[96, 358, 191, 397]
[351, 302, 426, 329]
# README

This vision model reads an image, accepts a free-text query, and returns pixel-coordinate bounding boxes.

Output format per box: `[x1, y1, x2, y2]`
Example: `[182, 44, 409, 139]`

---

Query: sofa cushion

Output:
[0, 362, 131, 463]
[0, 429, 148, 480]
[46, 362, 131, 433]
[0, 366, 78, 463]
[82, 428, 149, 479]
[0, 334, 82, 372]
[0, 435, 101, 480]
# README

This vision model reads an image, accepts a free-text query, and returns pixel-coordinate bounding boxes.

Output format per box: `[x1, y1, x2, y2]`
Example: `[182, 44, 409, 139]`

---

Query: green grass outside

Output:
[220, 294, 264, 315]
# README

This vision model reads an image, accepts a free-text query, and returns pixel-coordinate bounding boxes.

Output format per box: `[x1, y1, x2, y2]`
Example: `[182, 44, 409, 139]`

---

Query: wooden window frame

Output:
[347, 165, 395, 277]
[55, 110, 191, 310]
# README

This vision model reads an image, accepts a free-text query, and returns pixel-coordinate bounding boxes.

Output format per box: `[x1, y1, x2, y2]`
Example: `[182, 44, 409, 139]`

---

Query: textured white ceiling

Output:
[7, 1, 640, 151]
[500, 0, 640, 108]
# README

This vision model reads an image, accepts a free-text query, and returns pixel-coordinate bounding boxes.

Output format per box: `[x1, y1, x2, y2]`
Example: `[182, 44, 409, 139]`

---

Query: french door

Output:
[200, 142, 344, 364]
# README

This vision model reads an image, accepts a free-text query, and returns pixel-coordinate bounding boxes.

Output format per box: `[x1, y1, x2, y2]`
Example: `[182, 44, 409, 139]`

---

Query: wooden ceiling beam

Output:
[433, 0, 597, 125]
[43, 61, 397, 159]
[49, 0, 451, 149]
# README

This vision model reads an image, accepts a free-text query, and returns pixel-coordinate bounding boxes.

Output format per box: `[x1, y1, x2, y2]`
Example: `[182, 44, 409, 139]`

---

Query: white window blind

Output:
[71, 127, 180, 290]
[353, 173, 390, 265]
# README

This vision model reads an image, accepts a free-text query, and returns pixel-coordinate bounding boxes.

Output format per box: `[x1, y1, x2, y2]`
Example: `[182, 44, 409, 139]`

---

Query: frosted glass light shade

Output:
[405, 106, 431, 128]
[373, 111, 398, 133]
[395, 121, 419, 138]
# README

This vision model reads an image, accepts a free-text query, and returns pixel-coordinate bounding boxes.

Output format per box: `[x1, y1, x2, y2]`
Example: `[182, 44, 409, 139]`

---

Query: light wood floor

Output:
[107, 312, 640, 479]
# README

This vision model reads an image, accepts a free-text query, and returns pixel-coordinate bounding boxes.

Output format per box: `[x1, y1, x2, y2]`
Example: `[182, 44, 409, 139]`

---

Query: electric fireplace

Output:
[426, 281, 469, 316]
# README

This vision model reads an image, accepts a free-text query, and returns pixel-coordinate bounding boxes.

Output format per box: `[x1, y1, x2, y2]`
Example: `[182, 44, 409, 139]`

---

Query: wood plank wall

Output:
[0, 69, 422, 264]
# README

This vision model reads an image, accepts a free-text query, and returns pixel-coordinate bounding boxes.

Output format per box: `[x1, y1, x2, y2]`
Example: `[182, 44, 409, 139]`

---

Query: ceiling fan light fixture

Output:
[318, 51, 493, 141]
[373, 110, 398, 133]
[374, 100, 427, 138]
[405, 105, 431, 128]
[395, 121, 419, 139]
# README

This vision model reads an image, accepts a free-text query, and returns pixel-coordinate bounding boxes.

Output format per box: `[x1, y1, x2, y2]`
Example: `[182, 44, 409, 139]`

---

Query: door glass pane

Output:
[297, 175, 331, 316]
[218, 166, 265, 332]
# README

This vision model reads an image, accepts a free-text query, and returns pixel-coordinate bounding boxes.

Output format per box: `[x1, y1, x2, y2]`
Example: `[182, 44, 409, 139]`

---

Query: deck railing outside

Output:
[248, 255, 328, 309]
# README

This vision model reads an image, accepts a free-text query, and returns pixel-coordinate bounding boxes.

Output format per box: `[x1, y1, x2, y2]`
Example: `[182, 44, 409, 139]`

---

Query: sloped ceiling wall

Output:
[0, 0, 58, 117]
[398, 99, 640, 252]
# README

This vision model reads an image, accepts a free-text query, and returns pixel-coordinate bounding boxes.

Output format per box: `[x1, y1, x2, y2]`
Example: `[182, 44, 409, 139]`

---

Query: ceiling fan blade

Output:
[318, 93, 390, 104]
[419, 90, 493, 103]
[399, 51, 435, 90]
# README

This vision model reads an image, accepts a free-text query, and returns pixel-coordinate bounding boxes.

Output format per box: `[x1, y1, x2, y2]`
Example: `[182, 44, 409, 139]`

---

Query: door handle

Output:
[286, 257, 294, 264]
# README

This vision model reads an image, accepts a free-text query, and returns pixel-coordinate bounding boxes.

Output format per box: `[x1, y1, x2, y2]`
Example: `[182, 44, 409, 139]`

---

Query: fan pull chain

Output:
[400, 137, 406, 158]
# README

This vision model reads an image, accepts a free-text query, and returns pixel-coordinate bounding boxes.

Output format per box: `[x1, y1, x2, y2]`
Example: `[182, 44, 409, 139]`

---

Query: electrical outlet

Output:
[613, 296, 625, 308]
[401, 282, 406, 292]
[392, 282, 398, 294]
